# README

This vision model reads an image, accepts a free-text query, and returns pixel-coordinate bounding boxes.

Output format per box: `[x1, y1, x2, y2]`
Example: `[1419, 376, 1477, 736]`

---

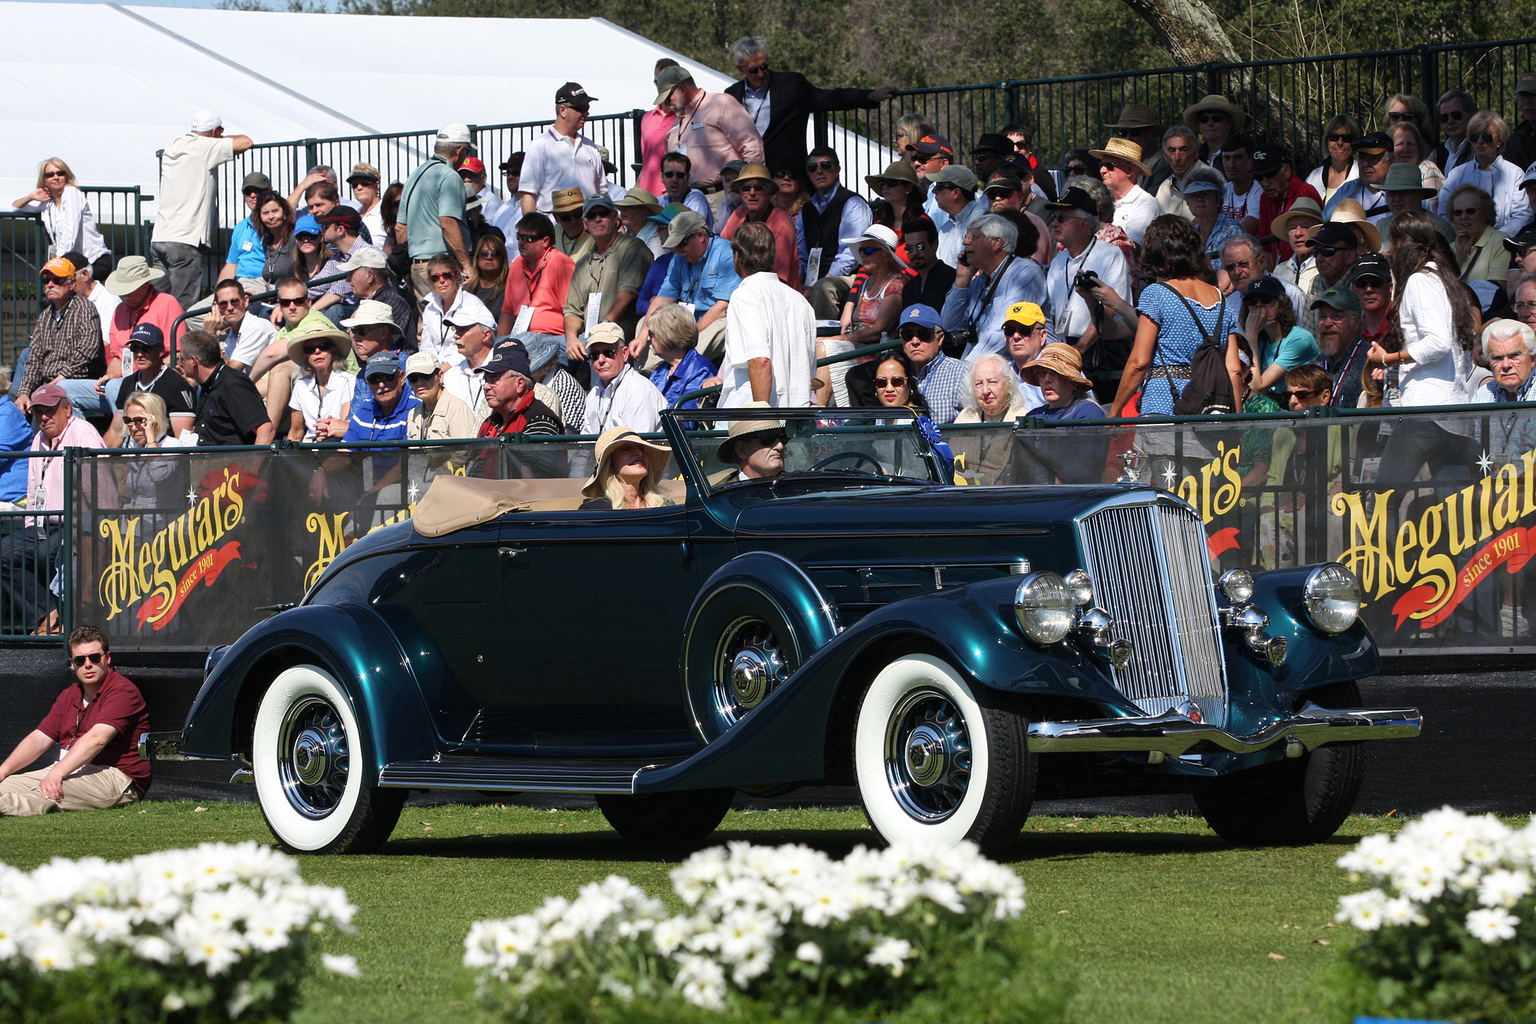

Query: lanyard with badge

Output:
[672, 92, 705, 157]
[1052, 239, 1096, 339]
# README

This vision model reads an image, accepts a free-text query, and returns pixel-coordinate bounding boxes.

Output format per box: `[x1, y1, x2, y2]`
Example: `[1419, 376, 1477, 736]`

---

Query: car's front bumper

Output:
[1027, 703, 1421, 759]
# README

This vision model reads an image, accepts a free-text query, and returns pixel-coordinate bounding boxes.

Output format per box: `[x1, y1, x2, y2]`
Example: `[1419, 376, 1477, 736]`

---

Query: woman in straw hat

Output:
[1271, 197, 1323, 290]
[284, 320, 353, 442]
[580, 426, 676, 511]
[1020, 343, 1103, 420]
[1182, 94, 1245, 165]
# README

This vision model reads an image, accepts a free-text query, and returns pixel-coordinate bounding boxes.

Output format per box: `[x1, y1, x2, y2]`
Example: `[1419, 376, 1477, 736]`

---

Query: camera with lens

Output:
[1074, 270, 1100, 291]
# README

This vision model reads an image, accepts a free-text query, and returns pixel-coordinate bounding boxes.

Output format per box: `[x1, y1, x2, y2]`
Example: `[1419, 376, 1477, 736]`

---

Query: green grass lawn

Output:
[1, 802, 1400, 1024]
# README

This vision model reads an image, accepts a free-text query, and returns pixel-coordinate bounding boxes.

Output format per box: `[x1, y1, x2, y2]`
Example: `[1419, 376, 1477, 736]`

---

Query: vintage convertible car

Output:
[180, 408, 1420, 856]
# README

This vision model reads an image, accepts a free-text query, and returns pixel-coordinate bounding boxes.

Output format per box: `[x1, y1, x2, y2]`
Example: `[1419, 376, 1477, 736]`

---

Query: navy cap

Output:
[1247, 276, 1285, 300]
[363, 352, 402, 379]
[475, 338, 533, 380]
[899, 304, 942, 329]
[1310, 223, 1359, 250]
[1354, 131, 1392, 153]
[1044, 187, 1097, 215]
[1351, 252, 1391, 282]
[128, 323, 165, 350]
[1251, 145, 1290, 174]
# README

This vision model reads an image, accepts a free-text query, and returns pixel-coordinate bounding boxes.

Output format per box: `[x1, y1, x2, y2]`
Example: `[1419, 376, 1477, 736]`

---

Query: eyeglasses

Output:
[873, 376, 908, 388]
[430, 271, 458, 282]
[744, 62, 768, 74]
[70, 652, 104, 667]
[303, 343, 332, 354]
[1470, 133, 1498, 144]
[1452, 207, 1481, 217]
[1353, 277, 1389, 289]
[278, 296, 308, 306]
[215, 297, 245, 308]
[1513, 301, 1536, 312]
[905, 241, 933, 253]
[806, 160, 837, 172]
[1326, 132, 1354, 143]
[515, 233, 540, 244]
[661, 170, 689, 179]
[738, 183, 769, 194]
[1387, 111, 1414, 122]
[556, 211, 584, 223]
[123, 416, 149, 426]
[1441, 110, 1466, 122]
[1198, 113, 1229, 124]
[900, 328, 937, 342]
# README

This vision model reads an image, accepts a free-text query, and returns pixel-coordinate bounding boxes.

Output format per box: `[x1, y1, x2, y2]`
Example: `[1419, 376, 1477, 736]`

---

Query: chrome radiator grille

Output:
[1075, 499, 1227, 724]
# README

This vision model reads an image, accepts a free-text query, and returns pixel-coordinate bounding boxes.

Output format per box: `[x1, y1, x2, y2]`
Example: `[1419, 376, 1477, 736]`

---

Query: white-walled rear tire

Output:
[854, 654, 1034, 857]
[251, 664, 404, 854]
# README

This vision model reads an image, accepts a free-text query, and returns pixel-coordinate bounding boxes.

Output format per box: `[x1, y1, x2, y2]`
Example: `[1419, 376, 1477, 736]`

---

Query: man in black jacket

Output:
[725, 36, 897, 173]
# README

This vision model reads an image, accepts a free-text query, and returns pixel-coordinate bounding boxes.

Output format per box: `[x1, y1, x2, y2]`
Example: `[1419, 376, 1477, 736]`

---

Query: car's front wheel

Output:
[251, 664, 404, 854]
[854, 654, 1034, 857]
[1195, 683, 1367, 846]
[595, 788, 735, 847]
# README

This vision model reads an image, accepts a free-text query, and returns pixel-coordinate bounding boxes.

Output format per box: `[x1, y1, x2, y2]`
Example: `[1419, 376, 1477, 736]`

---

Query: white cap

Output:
[190, 109, 222, 132]
[437, 123, 472, 146]
[443, 304, 497, 331]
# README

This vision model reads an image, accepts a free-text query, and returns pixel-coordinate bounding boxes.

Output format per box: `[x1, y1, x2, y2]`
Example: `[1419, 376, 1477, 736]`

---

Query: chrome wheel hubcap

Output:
[277, 696, 350, 819]
[885, 688, 971, 822]
[714, 618, 789, 725]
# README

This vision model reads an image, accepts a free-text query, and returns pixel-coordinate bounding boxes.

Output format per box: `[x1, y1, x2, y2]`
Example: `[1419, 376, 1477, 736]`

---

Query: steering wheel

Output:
[809, 451, 884, 474]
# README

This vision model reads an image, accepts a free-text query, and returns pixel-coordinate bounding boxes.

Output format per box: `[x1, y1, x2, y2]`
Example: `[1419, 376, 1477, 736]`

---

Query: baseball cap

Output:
[1002, 301, 1046, 327]
[498, 153, 525, 173]
[437, 123, 472, 146]
[1310, 223, 1359, 250]
[912, 134, 954, 159]
[443, 304, 497, 331]
[190, 109, 222, 132]
[404, 351, 440, 378]
[459, 157, 486, 175]
[128, 323, 166, 350]
[41, 257, 76, 278]
[346, 247, 388, 272]
[345, 166, 379, 185]
[661, 210, 707, 248]
[899, 304, 942, 330]
[984, 172, 1023, 195]
[648, 202, 687, 226]
[1518, 72, 1536, 96]
[316, 206, 362, 230]
[1251, 145, 1290, 174]
[1246, 276, 1285, 300]
[1504, 224, 1536, 254]
[1354, 131, 1392, 154]
[1350, 252, 1392, 282]
[241, 171, 272, 191]
[62, 250, 88, 276]
[585, 322, 627, 350]
[30, 383, 68, 408]
[582, 193, 616, 216]
[556, 82, 597, 107]
[294, 214, 322, 238]
[654, 66, 692, 107]
[1044, 187, 1097, 216]
[476, 337, 534, 380]
[1310, 285, 1362, 313]
[363, 352, 402, 379]
[927, 165, 979, 191]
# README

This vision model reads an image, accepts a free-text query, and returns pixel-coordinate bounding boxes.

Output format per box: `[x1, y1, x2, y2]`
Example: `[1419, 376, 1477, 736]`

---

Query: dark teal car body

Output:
[181, 409, 1420, 855]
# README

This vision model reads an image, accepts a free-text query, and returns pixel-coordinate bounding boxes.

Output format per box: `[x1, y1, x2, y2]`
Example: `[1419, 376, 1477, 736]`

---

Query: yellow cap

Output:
[1003, 301, 1045, 327]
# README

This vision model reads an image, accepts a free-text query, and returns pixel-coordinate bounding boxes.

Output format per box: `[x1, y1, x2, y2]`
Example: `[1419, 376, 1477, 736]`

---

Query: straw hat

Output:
[1328, 198, 1383, 253]
[581, 426, 673, 499]
[1020, 342, 1092, 389]
[716, 402, 785, 464]
[730, 163, 776, 195]
[1087, 137, 1150, 177]
[103, 255, 165, 296]
[1182, 94, 1246, 133]
[284, 319, 352, 365]
[551, 187, 584, 214]
[615, 187, 663, 215]
[865, 160, 921, 192]
[1269, 197, 1324, 237]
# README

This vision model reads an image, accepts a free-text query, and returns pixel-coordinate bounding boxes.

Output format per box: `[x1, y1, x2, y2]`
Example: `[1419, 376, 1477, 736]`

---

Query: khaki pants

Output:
[409, 262, 435, 310]
[0, 764, 138, 816]
[697, 318, 728, 366]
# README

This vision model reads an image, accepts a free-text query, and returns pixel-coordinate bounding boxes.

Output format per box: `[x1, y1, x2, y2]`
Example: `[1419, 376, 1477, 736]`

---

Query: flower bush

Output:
[0, 841, 358, 1023]
[465, 839, 1071, 1024]
[1329, 806, 1536, 1024]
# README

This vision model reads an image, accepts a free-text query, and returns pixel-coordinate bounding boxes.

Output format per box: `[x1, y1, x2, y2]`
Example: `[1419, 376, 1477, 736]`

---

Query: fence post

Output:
[1204, 62, 1221, 97]
[303, 139, 319, 174]
[813, 111, 829, 151]
[1003, 81, 1020, 131]
[1419, 46, 1439, 124]
[62, 447, 76, 644]
[630, 109, 644, 186]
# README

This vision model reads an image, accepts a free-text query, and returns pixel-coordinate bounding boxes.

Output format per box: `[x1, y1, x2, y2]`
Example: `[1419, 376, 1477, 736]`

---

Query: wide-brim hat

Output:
[1182, 94, 1246, 133]
[285, 320, 352, 365]
[715, 402, 784, 464]
[582, 427, 673, 498]
[1104, 103, 1160, 130]
[730, 162, 775, 195]
[615, 187, 663, 215]
[865, 160, 920, 191]
[1088, 137, 1150, 177]
[104, 255, 165, 296]
[1375, 162, 1437, 200]
[1270, 197, 1325, 236]
[1328, 199, 1383, 253]
[551, 187, 584, 214]
[339, 298, 401, 334]
[1020, 342, 1092, 389]
[840, 224, 907, 269]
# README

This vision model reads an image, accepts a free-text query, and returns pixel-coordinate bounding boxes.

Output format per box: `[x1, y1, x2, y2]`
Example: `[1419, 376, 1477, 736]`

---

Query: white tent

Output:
[0, 3, 889, 225]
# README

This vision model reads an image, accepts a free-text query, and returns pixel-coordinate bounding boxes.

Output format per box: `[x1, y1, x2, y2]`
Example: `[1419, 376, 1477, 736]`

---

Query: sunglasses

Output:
[1198, 113, 1229, 123]
[1064, 164, 1088, 175]
[1249, 295, 1278, 305]
[556, 211, 584, 222]
[772, 170, 798, 179]
[1441, 110, 1466, 122]
[859, 246, 882, 256]
[806, 160, 837, 172]
[1452, 207, 1480, 216]
[589, 347, 623, 361]
[738, 183, 769, 194]
[1387, 111, 1415, 122]
[1004, 323, 1044, 336]
[45, 170, 67, 178]
[349, 324, 387, 335]
[515, 233, 540, 244]
[1326, 132, 1354, 143]
[41, 274, 70, 285]
[215, 297, 245, 308]
[584, 208, 614, 218]
[1310, 245, 1344, 256]
[369, 375, 402, 388]
[901, 328, 937, 342]
[128, 345, 159, 355]
[748, 430, 788, 448]
[873, 376, 908, 388]
[1255, 168, 1283, 180]
[278, 296, 308, 306]
[122, 416, 149, 426]
[430, 271, 458, 282]
[1353, 277, 1388, 289]
[931, 182, 958, 192]
[1470, 133, 1498, 144]
[70, 652, 105, 667]
[906, 241, 933, 253]
[744, 62, 768, 74]
[296, 233, 319, 242]
[407, 373, 438, 384]
[661, 170, 689, 179]
[1357, 150, 1390, 162]
[303, 343, 332, 354]
[1287, 388, 1322, 400]
[476, 249, 500, 258]
[241, 186, 262, 196]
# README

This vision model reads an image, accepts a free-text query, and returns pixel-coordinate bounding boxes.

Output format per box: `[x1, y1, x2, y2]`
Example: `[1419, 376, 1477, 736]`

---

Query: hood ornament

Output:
[1117, 447, 1147, 484]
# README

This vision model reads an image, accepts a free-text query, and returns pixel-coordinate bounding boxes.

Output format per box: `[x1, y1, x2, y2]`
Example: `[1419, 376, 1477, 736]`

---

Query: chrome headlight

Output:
[1304, 563, 1361, 634]
[1063, 568, 1094, 607]
[1218, 568, 1255, 605]
[1014, 572, 1074, 644]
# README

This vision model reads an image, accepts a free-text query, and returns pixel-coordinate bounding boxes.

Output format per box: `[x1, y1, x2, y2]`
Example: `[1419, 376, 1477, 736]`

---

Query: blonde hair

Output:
[36, 157, 76, 189]
[647, 302, 699, 354]
[1468, 110, 1510, 148]
[597, 453, 675, 510]
[124, 391, 170, 443]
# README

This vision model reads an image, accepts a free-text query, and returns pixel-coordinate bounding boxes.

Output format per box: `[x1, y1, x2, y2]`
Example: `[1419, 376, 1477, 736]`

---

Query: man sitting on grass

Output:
[0, 625, 151, 815]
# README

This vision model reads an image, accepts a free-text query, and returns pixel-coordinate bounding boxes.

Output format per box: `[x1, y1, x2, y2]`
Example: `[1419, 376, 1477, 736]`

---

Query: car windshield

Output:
[669, 408, 940, 496]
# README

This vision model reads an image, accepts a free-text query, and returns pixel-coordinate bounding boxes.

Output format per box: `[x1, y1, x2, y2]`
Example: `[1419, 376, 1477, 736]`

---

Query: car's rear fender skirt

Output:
[179, 604, 436, 779]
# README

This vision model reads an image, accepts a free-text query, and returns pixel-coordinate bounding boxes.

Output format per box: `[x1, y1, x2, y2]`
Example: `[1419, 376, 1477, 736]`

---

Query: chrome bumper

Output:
[1027, 703, 1422, 758]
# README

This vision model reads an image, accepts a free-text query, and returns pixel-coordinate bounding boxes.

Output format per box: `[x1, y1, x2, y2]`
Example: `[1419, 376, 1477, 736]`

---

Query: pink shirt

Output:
[720, 207, 802, 290]
[27, 415, 110, 527]
[638, 107, 677, 196]
[664, 91, 764, 189]
[108, 289, 184, 377]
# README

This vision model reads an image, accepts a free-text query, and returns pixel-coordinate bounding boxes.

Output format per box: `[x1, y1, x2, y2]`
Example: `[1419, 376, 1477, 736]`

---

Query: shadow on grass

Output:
[378, 826, 879, 862]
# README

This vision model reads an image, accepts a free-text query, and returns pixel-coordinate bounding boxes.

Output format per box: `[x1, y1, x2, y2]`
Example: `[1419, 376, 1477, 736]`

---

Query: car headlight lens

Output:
[1014, 572, 1074, 644]
[1063, 568, 1094, 607]
[1304, 563, 1361, 634]
[1218, 568, 1255, 605]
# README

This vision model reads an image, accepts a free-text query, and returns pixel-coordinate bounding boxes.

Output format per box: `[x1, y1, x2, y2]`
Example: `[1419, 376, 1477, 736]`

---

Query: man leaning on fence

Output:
[0, 625, 150, 816]
[0, 383, 105, 635]
[150, 109, 254, 311]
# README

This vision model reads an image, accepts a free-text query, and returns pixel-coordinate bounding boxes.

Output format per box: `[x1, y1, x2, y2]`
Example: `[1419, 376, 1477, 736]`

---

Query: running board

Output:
[377, 756, 684, 794]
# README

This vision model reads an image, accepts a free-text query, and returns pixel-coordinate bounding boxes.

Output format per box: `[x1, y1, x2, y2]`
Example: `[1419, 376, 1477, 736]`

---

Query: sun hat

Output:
[1328, 199, 1383, 252]
[1375, 163, 1437, 200]
[1182, 94, 1246, 133]
[615, 188, 663, 214]
[1088, 137, 1150, 177]
[345, 163, 379, 185]
[865, 160, 921, 192]
[1180, 167, 1224, 196]
[729, 163, 776, 195]
[1020, 342, 1093, 388]
[519, 332, 562, 373]
[581, 426, 674, 498]
[339, 298, 400, 334]
[1104, 103, 1160, 129]
[972, 133, 1013, 156]
[103, 255, 165, 296]
[551, 187, 584, 214]
[840, 224, 907, 268]
[1269, 197, 1325, 236]
[715, 401, 786, 464]
[285, 319, 351, 365]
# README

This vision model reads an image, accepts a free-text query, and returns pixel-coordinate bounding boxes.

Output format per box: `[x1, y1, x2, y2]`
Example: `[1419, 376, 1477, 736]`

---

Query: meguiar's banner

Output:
[67, 409, 1536, 655]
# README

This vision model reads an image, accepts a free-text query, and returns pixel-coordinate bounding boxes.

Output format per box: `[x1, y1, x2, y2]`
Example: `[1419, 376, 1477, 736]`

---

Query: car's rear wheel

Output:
[854, 654, 1034, 857]
[252, 664, 404, 854]
[595, 788, 736, 847]
[1195, 682, 1367, 846]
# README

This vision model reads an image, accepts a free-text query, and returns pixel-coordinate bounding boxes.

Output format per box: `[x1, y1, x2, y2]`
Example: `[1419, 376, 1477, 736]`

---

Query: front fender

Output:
[179, 603, 436, 779]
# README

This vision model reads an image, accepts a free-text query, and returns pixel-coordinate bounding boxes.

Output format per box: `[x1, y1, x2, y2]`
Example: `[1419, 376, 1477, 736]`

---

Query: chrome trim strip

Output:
[1026, 704, 1422, 756]
[378, 757, 683, 793]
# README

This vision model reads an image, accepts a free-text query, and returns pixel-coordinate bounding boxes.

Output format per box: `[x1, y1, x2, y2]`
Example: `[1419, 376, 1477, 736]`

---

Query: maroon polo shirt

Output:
[36, 669, 152, 796]
[1257, 175, 1322, 261]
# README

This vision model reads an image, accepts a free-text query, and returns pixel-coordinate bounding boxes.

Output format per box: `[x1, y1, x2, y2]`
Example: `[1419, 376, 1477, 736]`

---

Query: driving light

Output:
[1063, 568, 1095, 607]
[1218, 568, 1255, 605]
[1014, 572, 1074, 644]
[1304, 563, 1361, 634]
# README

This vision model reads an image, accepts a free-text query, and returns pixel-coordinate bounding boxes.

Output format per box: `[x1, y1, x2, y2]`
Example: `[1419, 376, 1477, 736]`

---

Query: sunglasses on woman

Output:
[304, 343, 332, 354]
[873, 376, 908, 388]
[123, 416, 149, 426]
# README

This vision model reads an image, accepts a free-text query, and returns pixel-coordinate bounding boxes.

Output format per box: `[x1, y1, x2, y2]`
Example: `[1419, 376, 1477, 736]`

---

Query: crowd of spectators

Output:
[8, 51, 1536, 632]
